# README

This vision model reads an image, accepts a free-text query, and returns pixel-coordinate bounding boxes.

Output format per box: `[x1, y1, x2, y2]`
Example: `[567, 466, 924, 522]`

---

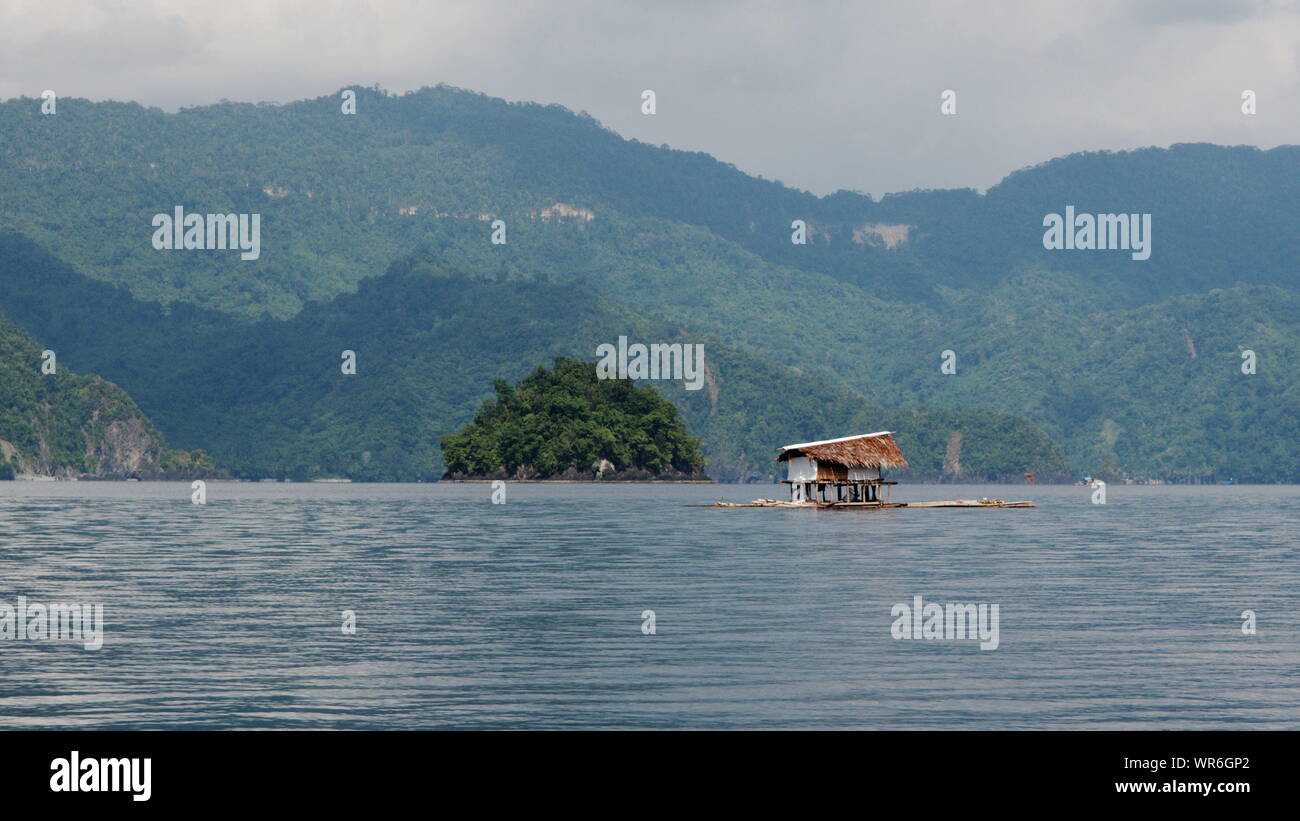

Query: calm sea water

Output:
[1, 481, 1296, 729]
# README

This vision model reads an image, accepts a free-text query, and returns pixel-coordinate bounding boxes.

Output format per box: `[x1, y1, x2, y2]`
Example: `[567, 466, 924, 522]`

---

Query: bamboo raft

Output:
[693, 498, 1035, 509]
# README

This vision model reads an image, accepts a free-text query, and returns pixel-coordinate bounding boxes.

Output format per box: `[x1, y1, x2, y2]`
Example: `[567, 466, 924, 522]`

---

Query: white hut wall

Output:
[786, 456, 818, 482]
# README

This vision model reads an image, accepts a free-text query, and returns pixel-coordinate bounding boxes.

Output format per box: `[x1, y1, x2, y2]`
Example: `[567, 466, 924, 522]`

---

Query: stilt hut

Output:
[777, 432, 907, 505]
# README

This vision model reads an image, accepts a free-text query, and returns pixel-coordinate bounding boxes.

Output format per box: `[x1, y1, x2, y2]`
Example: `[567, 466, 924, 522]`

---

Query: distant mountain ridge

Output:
[0, 85, 1294, 481]
[2, 87, 1291, 317]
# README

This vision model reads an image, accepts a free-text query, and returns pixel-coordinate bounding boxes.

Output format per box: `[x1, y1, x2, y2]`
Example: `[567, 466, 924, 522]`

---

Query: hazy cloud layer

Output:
[1, 0, 1294, 195]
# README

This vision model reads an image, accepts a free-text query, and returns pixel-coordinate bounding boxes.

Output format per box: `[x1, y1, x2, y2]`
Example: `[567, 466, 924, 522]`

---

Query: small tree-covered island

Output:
[440, 358, 710, 481]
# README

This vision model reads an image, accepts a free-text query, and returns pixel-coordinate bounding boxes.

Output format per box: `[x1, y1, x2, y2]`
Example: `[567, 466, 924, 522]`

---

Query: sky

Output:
[1, 0, 1295, 196]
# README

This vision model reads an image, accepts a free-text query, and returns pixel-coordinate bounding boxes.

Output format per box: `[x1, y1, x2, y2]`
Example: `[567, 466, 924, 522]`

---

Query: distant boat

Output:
[1218, 479, 1234, 485]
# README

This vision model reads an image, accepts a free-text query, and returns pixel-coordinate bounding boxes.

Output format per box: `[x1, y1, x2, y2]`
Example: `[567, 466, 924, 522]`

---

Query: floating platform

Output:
[903, 499, 1034, 508]
[692, 498, 1035, 509]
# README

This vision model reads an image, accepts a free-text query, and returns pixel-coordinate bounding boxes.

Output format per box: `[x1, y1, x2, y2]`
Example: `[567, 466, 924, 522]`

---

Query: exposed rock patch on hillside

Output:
[0, 317, 220, 479]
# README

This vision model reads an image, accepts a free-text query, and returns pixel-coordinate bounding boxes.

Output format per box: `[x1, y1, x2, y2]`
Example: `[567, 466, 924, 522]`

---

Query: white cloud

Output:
[0, 0, 1294, 195]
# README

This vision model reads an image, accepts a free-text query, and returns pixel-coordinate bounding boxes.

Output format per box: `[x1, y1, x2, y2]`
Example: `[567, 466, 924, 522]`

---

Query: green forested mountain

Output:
[2, 87, 1292, 318]
[0, 234, 1066, 481]
[0, 315, 210, 478]
[0, 85, 1294, 481]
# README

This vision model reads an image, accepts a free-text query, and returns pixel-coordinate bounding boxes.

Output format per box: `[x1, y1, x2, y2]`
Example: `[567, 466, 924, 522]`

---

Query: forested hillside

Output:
[0, 315, 211, 478]
[440, 358, 709, 480]
[0, 234, 1066, 481]
[2, 87, 1292, 317]
[0, 85, 1293, 481]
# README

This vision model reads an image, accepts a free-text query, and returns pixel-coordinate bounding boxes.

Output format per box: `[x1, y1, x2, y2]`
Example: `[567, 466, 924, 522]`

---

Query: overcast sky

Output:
[1, 0, 1294, 196]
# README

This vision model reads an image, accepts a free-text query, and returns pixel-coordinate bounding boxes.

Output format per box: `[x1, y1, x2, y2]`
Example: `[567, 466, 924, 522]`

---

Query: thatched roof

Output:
[776, 431, 908, 469]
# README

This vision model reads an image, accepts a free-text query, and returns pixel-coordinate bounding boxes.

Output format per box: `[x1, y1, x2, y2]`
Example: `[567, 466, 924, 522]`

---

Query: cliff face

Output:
[0, 317, 171, 478]
[83, 416, 163, 477]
